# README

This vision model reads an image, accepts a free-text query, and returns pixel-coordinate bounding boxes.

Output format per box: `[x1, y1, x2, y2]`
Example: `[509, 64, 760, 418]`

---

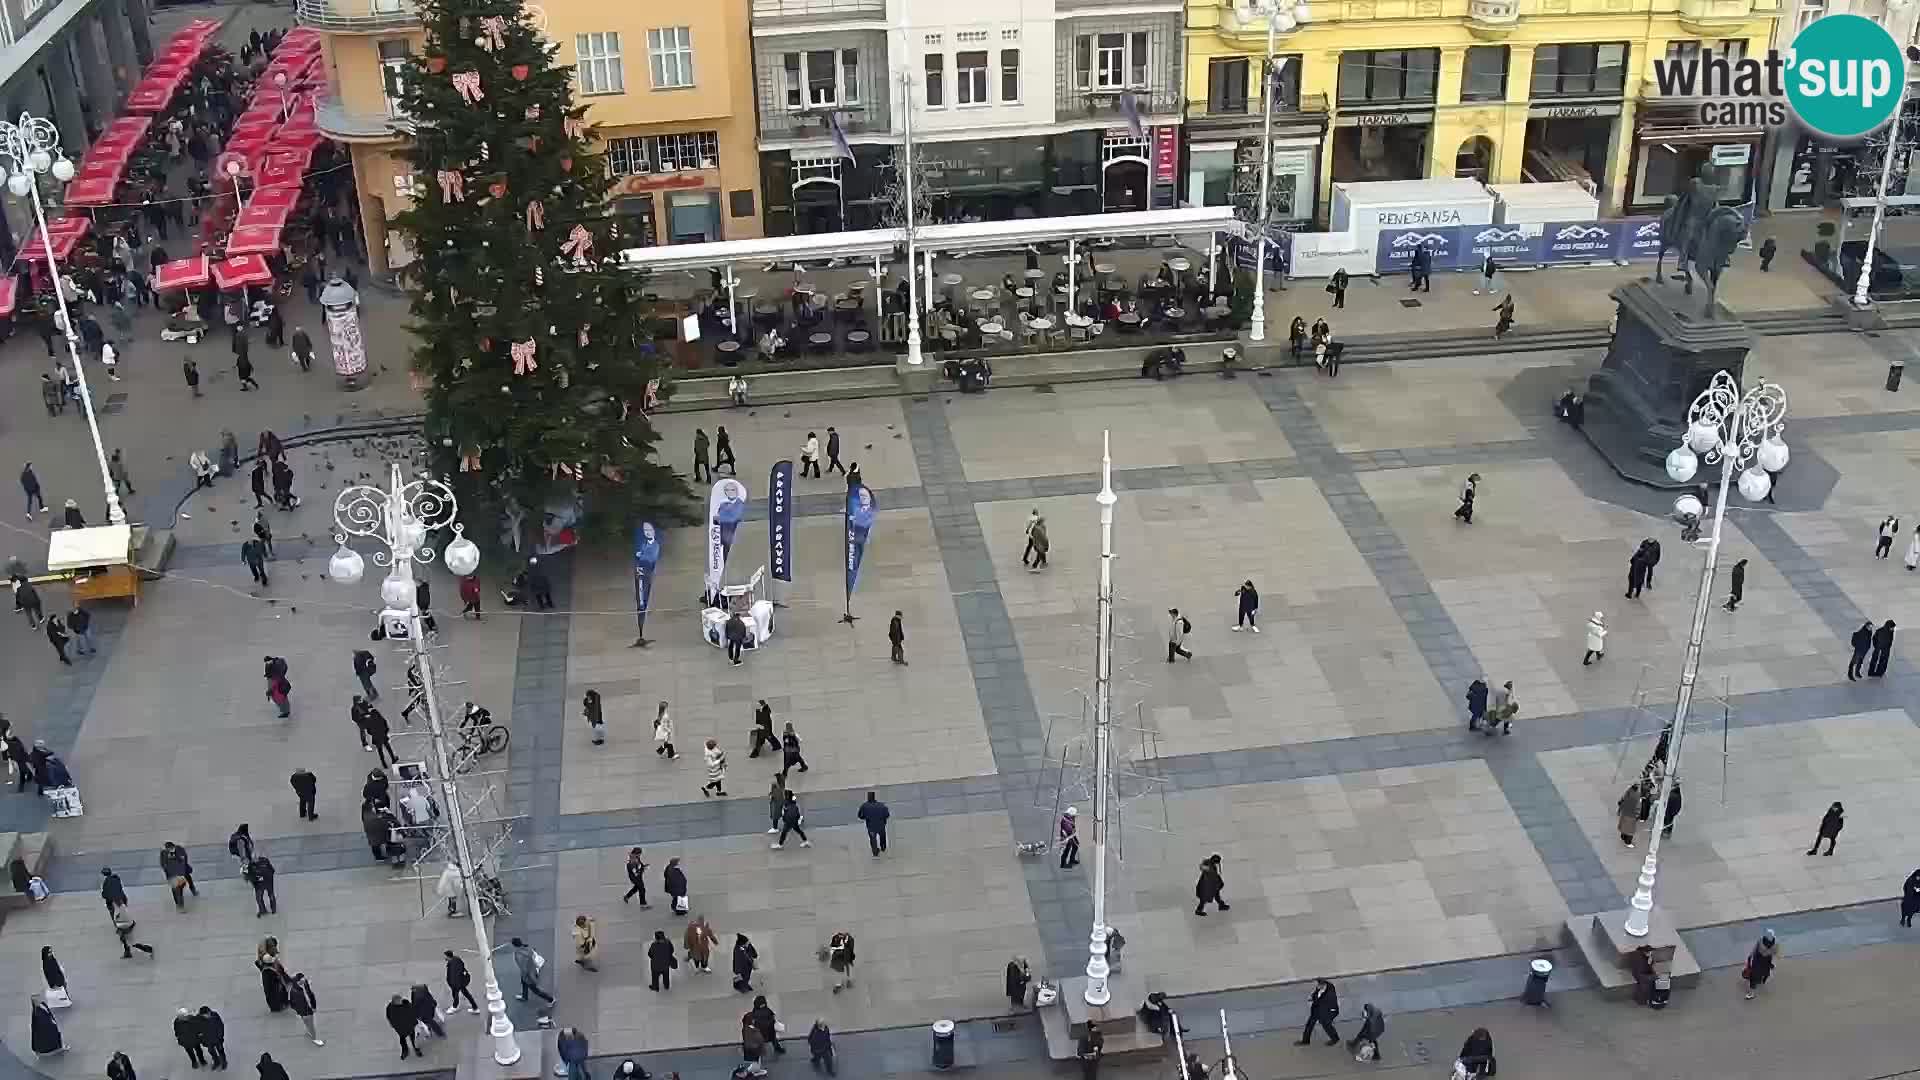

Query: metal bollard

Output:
[1522, 958, 1553, 1006]
[930, 1019, 956, 1069]
[1889, 360, 1904, 393]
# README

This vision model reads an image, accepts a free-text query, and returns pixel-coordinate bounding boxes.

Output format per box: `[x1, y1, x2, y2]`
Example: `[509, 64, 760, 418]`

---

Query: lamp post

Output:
[1247, 1, 1306, 343]
[896, 37, 925, 368]
[1083, 431, 1116, 1007]
[0, 113, 122, 526]
[327, 466, 521, 1065]
[1640, 369, 1788, 937]
[1853, 82, 1908, 309]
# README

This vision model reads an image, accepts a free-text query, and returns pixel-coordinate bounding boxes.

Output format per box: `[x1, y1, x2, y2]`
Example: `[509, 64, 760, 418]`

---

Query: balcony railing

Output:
[315, 92, 413, 141]
[759, 96, 891, 140]
[295, 0, 421, 33]
[1189, 91, 1329, 123]
[749, 0, 884, 19]
[1057, 89, 1182, 122]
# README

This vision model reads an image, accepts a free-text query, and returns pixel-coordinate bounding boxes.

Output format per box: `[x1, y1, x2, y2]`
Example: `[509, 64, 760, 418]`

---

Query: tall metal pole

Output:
[4, 117, 124, 526]
[899, 34, 924, 367]
[1854, 87, 1905, 309]
[374, 464, 521, 1063]
[1219, 1009, 1240, 1080]
[1084, 431, 1116, 1006]
[1248, 12, 1277, 343]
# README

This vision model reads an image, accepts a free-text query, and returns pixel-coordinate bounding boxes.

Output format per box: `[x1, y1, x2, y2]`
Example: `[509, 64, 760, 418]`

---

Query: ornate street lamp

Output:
[1247, 1, 1308, 343]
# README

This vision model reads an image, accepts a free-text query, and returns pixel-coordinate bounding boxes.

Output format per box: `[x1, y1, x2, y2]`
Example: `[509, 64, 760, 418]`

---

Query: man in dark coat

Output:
[1626, 547, 1648, 599]
[1808, 801, 1844, 856]
[748, 995, 785, 1054]
[1850, 620, 1875, 680]
[246, 856, 276, 916]
[857, 792, 890, 856]
[242, 539, 269, 587]
[290, 768, 318, 820]
[100, 866, 128, 913]
[1870, 620, 1898, 677]
[1466, 678, 1488, 731]
[385, 994, 420, 1058]
[175, 1008, 206, 1067]
[888, 611, 906, 665]
[1297, 978, 1340, 1045]
[647, 929, 677, 991]
[1642, 538, 1662, 588]
[198, 1006, 228, 1069]
[1724, 558, 1747, 611]
[1194, 854, 1229, 916]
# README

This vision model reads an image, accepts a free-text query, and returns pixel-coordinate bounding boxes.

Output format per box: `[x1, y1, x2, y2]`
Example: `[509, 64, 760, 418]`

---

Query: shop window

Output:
[1530, 42, 1627, 97]
[605, 136, 649, 176]
[1455, 135, 1493, 182]
[957, 51, 988, 105]
[1336, 49, 1439, 105]
[1462, 46, 1508, 102]
[667, 191, 719, 244]
[1079, 32, 1149, 90]
[1001, 49, 1020, 103]
[1208, 57, 1249, 114]
[924, 54, 944, 107]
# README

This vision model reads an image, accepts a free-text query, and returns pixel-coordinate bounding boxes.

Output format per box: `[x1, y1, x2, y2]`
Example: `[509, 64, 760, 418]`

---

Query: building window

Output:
[1001, 49, 1020, 102]
[957, 50, 988, 104]
[378, 40, 410, 117]
[575, 32, 625, 95]
[1336, 49, 1439, 105]
[923, 53, 944, 107]
[1665, 39, 1746, 64]
[924, 33, 942, 45]
[646, 27, 693, 90]
[784, 48, 860, 109]
[1795, 0, 1825, 31]
[1267, 53, 1301, 109]
[1462, 46, 1508, 101]
[956, 30, 988, 43]
[1530, 42, 1628, 97]
[605, 136, 649, 176]
[1078, 31, 1149, 90]
[1208, 57, 1248, 113]
[1002, 28, 1020, 40]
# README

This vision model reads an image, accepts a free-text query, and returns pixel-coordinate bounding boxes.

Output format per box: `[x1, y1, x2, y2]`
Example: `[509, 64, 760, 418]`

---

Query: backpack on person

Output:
[1180, 616, 1192, 634]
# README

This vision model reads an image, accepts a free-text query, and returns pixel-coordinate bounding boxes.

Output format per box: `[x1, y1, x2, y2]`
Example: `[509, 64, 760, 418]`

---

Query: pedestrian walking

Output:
[525, 558, 554, 610]
[665, 856, 689, 915]
[647, 930, 678, 991]
[1327, 268, 1348, 309]
[1487, 680, 1516, 735]
[183, 356, 202, 396]
[1617, 780, 1643, 847]
[1758, 236, 1777, 271]
[1194, 853, 1230, 915]
[459, 574, 482, 618]
[825, 426, 845, 474]
[1167, 608, 1192, 662]
[1870, 619, 1897, 677]
[703, 738, 729, 797]
[800, 432, 821, 478]
[411, 984, 444, 1040]
[808, 1019, 836, 1075]
[108, 450, 135, 496]
[685, 915, 719, 973]
[113, 907, 153, 958]
[1626, 547, 1648, 599]
[1642, 538, 1662, 588]
[1725, 558, 1747, 610]
[45, 614, 69, 665]
[14, 578, 42, 628]
[1878, 516, 1899, 558]
[1907, 526, 1920, 572]
[749, 699, 778, 757]
[1742, 930, 1777, 999]
[773, 790, 808, 848]
[826, 930, 856, 991]
[241, 539, 269, 588]
[386, 995, 421, 1059]
[583, 690, 605, 746]
[715, 425, 736, 475]
[766, 774, 787, 836]
[654, 701, 676, 759]
[67, 606, 94, 656]
[1006, 956, 1032, 1010]
[445, 951, 480, 1012]
[622, 846, 650, 906]
[366, 704, 399, 765]
[100, 866, 128, 915]
[780, 723, 809, 778]
[1583, 611, 1607, 665]
[1058, 806, 1080, 868]
[732, 933, 758, 993]
[1076, 1021, 1104, 1080]
[256, 939, 289, 1013]
[286, 973, 321, 1044]
[1808, 801, 1844, 856]
[693, 429, 712, 483]
[1662, 781, 1682, 838]
[1849, 620, 1874, 680]
[101, 341, 119, 382]
[352, 649, 378, 701]
[573, 914, 600, 971]
[749, 995, 786, 1055]
[246, 856, 276, 916]
[198, 1006, 227, 1069]
[1454, 473, 1479, 524]
[1466, 677, 1489, 732]
[888, 611, 907, 664]
[39, 374, 60, 417]
[1475, 254, 1499, 294]
[108, 1050, 135, 1080]
[1901, 868, 1920, 927]
[160, 841, 193, 909]
[255, 1054, 291, 1080]
[510, 937, 556, 1007]
[290, 768, 317, 820]
[1296, 978, 1340, 1046]
[175, 1008, 207, 1068]
[20, 463, 43, 518]
[1021, 509, 1044, 567]
[1347, 1004, 1386, 1060]
[1232, 580, 1260, 631]
[858, 791, 890, 856]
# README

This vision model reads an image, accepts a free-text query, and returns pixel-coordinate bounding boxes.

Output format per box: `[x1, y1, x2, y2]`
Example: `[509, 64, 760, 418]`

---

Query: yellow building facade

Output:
[306, 0, 763, 274]
[1183, 0, 1780, 222]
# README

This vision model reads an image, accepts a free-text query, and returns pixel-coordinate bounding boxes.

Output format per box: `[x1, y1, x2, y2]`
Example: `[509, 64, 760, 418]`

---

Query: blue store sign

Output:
[1375, 226, 1465, 275]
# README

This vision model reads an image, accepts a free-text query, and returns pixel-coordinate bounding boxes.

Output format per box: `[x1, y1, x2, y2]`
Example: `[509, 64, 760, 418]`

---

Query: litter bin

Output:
[1889, 359, 1904, 392]
[1522, 958, 1553, 1006]
[930, 1019, 956, 1069]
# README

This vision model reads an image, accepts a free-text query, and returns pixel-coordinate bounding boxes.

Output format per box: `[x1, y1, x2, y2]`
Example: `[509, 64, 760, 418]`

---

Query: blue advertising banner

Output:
[1374, 226, 1465, 276]
[768, 460, 793, 583]
[1538, 221, 1622, 266]
[1462, 223, 1543, 266]
[844, 484, 877, 605]
[632, 521, 661, 642]
[1615, 217, 1663, 261]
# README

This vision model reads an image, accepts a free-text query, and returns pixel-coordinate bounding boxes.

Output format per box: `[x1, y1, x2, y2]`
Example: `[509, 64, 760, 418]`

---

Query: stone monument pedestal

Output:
[1581, 280, 1756, 489]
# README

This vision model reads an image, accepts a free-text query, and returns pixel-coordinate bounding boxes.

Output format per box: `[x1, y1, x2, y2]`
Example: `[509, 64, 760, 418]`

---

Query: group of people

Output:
[1286, 315, 1340, 375]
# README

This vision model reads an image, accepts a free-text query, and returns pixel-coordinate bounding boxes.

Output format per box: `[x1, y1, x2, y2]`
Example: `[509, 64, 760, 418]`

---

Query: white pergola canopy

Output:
[616, 207, 1242, 273]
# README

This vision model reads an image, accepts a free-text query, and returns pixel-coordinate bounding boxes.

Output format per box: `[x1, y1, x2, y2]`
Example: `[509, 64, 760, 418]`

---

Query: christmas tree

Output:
[391, 0, 684, 548]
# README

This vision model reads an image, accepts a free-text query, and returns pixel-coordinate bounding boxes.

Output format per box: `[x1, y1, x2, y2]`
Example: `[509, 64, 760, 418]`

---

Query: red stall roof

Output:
[226, 224, 284, 257]
[63, 176, 119, 207]
[212, 254, 273, 290]
[155, 255, 212, 292]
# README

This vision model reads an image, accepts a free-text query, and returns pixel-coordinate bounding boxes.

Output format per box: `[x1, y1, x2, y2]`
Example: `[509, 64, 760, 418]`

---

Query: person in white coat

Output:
[800, 432, 821, 479]
[701, 739, 728, 797]
[1583, 611, 1607, 666]
[653, 701, 676, 760]
[1904, 526, 1919, 571]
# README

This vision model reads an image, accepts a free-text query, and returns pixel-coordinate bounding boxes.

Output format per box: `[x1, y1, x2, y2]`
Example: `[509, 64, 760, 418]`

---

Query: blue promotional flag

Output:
[827, 112, 857, 163]
[632, 521, 661, 644]
[706, 477, 750, 600]
[1118, 91, 1144, 140]
[769, 461, 794, 584]
[844, 483, 877, 611]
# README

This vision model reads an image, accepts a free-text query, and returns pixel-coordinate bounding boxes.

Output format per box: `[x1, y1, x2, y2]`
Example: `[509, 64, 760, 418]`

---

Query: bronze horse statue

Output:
[1691, 205, 1747, 318]
[1654, 175, 1714, 288]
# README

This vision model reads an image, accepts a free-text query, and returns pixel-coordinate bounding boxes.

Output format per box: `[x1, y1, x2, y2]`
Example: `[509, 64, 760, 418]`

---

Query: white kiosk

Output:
[701, 567, 776, 653]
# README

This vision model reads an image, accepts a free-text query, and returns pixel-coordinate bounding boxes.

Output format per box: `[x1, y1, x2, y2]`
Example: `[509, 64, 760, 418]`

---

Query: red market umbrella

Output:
[237, 200, 291, 230]
[212, 254, 273, 290]
[0, 277, 18, 318]
[226, 224, 284, 257]
[63, 176, 118, 207]
[256, 157, 303, 190]
[125, 84, 175, 114]
[155, 256, 211, 292]
[249, 182, 302, 209]
[18, 226, 86, 263]
[265, 134, 320, 163]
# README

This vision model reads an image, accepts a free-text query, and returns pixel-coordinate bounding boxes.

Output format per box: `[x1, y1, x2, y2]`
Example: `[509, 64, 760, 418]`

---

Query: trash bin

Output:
[930, 1019, 956, 1069]
[1889, 360, 1904, 392]
[1522, 958, 1553, 1006]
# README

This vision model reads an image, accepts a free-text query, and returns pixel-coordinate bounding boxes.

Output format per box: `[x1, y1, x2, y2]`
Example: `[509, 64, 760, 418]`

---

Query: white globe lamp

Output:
[443, 533, 481, 577]
[328, 543, 366, 585]
[1673, 494, 1703, 521]
[7, 172, 29, 197]
[380, 571, 416, 609]
[1293, 0, 1310, 21]
[1686, 421, 1721, 454]
[1737, 466, 1772, 502]
[50, 156, 73, 183]
[1664, 446, 1698, 483]
[1756, 436, 1789, 473]
[26, 149, 49, 174]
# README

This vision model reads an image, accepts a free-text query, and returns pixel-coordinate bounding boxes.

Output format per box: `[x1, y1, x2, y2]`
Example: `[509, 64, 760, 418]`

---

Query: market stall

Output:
[47, 523, 140, 605]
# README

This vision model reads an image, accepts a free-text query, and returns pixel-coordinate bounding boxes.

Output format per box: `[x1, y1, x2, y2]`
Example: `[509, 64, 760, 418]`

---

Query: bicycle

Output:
[474, 872, 509, 918]
[452, 715, 509, 774]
